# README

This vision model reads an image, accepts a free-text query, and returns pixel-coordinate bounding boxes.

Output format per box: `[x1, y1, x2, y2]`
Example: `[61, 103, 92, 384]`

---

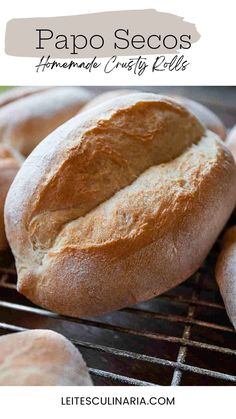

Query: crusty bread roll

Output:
[0, 86, 51, 109]
[226, 124, 236, 160]
[0, 87, 93, 156]
[172, 96, 227, 140]
[215, 226, 236, 329]
[0, 144, 22, 251]
[5, 93, 236, 317]
[0, 329, 92, 386]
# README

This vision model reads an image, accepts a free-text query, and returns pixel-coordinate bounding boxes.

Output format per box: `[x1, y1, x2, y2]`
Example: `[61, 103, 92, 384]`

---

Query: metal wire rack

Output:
[0, 233, 235, 386]
[0, 87, 236, 386]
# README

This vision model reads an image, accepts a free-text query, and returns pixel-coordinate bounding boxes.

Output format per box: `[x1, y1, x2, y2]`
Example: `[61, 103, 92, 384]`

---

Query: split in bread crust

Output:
[5, 93, 236, 317]
[0, 329, 93, 386]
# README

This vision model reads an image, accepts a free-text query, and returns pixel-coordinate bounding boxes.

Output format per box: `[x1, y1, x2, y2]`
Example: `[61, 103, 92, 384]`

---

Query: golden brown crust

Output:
[215, 226, 236, 329]
[0, 87, 93, 156]
[0, 329, 93, 385]
[5, 93, 236, 317]
[0, 144, 22, 251]
[84, 90, 227, 141]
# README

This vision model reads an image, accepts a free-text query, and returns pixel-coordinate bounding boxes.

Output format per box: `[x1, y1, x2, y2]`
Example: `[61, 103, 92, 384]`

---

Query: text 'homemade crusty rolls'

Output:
[5, 93, 236, 317]
[0, 329, 92, 385]
[0, 87, 93, 156]
[0, 144, 22, 250]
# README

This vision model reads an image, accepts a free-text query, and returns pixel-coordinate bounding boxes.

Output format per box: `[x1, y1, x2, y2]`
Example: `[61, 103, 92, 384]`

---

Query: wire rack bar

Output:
[0, 320, 235, 384]
[89, 368, 155, 386]
[0, 299, 235, 358]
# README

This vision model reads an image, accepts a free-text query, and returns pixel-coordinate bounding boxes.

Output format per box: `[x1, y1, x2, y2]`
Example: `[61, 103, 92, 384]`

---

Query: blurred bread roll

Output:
[83, 89, 138, 111]
[0, 329, 93, 386]
[0, 86, 51, 109]
[0, 87, 93, 156]
[226, 124, 236, 160]
[172, 96, 226, 140]
[216, 226, 236, 329]
[0, 144, 22, 251]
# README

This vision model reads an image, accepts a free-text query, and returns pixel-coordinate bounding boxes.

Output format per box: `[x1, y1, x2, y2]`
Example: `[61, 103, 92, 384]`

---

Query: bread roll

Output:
[0, 329, 92, 385]
[172, 96, 226, 140]
[0, 86, 51, 109]
[215, 226, 236, 329]
[5, 93, 236, 317]
[83, 89, 138, 111]
[0, 87, 93, 156]
[0, 144, 22, 251]
[226, 124, 236, 160]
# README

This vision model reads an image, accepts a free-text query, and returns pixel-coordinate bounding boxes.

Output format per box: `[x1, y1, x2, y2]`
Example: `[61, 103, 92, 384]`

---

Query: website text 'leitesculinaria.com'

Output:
[61, 396, 175, 406]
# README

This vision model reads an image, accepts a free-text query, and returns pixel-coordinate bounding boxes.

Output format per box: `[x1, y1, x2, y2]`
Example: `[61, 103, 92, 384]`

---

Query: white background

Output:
[0, 386, 235, 419]
[0, 0, 235, 85]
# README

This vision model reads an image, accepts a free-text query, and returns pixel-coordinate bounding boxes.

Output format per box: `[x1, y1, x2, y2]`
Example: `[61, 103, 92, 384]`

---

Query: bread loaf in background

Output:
[82, 88, 138, 111]
[226, 124, 236, 160]
[0, 86, 51, 109]
[172, 96, 227, 140]
[5, 93, 236, 317]
[0, 144, 22, 250]
[0, 87, 93, 156]
[0, 329, 93, 385]
[216, 226, 236, 329]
